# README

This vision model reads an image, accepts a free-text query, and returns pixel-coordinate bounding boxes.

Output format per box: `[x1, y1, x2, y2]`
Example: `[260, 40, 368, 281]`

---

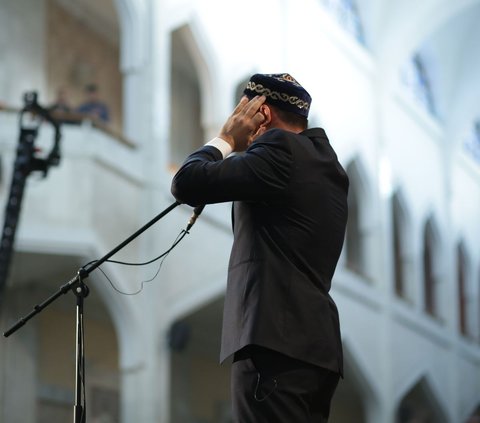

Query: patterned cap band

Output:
[243, 73, 312, 118]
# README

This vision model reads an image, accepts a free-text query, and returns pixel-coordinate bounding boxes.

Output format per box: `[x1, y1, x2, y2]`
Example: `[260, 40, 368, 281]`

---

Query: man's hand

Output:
[218, 96, 266, 152]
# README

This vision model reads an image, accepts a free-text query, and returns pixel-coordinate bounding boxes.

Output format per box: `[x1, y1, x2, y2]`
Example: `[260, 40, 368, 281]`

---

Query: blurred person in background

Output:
[77, 83, 110, 123]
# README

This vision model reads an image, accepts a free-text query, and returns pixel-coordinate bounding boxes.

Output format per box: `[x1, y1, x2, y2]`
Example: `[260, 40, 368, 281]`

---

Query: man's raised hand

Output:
[218, 95, 266, 152]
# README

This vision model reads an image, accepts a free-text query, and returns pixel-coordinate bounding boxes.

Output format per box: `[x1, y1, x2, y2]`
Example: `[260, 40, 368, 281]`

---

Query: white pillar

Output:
[0, 289, 38, 423]
[122, 69, 149, 143]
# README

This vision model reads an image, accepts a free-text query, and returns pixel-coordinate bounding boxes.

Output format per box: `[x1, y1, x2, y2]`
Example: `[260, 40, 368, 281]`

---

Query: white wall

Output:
[0, 0, 47, 106]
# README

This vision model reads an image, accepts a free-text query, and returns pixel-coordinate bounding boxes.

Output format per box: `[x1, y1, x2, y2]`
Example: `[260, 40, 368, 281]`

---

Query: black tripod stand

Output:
[4, 200, 181, 422]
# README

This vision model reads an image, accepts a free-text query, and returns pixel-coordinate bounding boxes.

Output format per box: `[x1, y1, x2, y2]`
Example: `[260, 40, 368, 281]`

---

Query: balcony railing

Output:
[0, 102, 136, 149]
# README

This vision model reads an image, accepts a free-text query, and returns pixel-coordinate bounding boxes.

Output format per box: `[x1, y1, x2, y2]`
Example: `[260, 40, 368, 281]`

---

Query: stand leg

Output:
[73, 281, 89, 423]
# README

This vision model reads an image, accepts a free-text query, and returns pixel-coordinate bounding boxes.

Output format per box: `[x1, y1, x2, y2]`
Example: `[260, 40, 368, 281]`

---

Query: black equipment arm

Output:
[0, 92, 62, 302]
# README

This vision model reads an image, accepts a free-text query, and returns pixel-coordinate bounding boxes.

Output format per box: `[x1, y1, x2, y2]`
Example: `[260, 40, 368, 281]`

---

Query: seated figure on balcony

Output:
[49, 87, 72, 114]
[77, 83, 110, 124]
[48, 87, 78, 124]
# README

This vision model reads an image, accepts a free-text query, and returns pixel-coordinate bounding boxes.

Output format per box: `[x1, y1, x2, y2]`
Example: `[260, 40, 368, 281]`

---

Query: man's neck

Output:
[269, 121, 303, 134]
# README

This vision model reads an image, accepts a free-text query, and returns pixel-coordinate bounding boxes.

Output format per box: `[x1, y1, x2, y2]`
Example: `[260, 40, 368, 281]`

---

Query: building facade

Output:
[0, 0, 480, 422]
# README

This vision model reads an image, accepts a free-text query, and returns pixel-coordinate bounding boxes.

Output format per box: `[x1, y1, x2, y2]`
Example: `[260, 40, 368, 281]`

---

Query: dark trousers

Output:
[231, 346, 340, 423]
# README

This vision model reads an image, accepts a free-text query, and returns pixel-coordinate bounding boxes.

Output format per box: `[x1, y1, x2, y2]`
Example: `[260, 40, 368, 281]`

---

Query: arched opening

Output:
[346, 179, 362, 271]
[169, 296, 230, 423]
[396, 377, 448, 423]
[478, 267, 480, 341]
[391, 191, 413, 301]
[457, 241, 470, 336]
[400, 53, 436, 116]
[330, 340, 378, 422]
[169, 25, 204, 168]
[466, 405, 480, 422]
[1, 251, 120, 422]
[463, 119, 480, 163]
[46, 0, 123, 132]
[320, 0, 366, 45]
[423, 217, 441, 319]
[345, 159, 372, 280]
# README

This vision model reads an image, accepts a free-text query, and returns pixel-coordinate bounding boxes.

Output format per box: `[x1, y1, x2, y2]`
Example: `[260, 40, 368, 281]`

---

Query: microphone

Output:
[186, 205, 205, 231]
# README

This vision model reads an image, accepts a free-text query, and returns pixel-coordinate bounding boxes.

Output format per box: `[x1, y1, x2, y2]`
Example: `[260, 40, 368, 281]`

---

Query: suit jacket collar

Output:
[301, 127, 328, 139]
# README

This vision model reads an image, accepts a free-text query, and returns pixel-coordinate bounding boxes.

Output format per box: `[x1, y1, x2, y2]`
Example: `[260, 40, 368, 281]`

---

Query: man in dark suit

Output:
[171, 73, 349, 422]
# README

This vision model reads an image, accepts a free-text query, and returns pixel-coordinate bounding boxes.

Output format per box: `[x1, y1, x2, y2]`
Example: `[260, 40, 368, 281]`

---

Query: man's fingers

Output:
[220, 95, 267, 152]
[243, 95, 266, 117]
[251, 110, 266, 127]
[232, 96, 249, 115]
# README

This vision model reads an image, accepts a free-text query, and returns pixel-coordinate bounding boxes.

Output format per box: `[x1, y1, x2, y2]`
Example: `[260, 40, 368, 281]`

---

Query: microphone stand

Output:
[3, 200, 181, 422]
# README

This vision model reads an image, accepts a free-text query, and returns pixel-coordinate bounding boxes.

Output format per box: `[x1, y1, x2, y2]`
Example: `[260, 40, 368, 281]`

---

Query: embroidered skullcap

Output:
[243, 73, 312, 118]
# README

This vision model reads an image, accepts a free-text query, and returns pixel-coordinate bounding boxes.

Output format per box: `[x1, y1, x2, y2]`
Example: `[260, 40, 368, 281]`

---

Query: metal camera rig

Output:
[0, 92, 62, 303]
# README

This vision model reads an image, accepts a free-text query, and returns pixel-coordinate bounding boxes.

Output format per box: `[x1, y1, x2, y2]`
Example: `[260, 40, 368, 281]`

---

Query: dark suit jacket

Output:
[171, 127, 349, 375]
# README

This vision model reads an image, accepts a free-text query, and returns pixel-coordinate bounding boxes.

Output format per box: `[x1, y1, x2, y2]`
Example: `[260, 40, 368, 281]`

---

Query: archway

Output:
[168, 296, 230, 423]
[345, 158, 374, 280]
[422, 216, 442, 319]
[46, 0, 123, 132]
[0, 251, 123, 422]
[395, 376, 448, 423]
[391, 189, 414, 301]
[169, 25, 204, 167]
[45, 0, 147, 139]
[330, 339, 379, 422]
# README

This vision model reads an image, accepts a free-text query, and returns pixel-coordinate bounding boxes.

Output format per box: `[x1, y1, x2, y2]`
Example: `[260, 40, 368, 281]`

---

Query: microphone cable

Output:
[81, 206, 203, 296]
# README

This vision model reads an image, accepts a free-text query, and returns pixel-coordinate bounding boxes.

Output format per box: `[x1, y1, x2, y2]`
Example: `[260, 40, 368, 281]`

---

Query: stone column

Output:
[0, 288, 38, 423]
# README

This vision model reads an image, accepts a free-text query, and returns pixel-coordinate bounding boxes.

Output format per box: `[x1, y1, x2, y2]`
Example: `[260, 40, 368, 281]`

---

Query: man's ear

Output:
[259, 104, 272, 128]
[249, 104, 272, 143]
